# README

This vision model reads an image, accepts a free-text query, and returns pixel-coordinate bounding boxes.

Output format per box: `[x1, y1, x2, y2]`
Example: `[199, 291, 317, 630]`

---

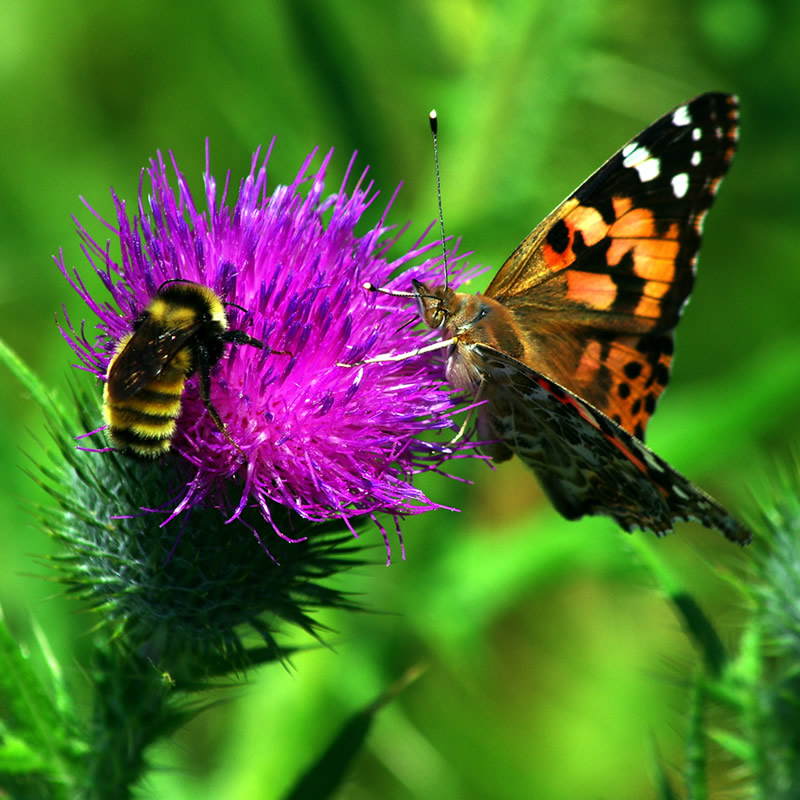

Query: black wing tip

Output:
[619, 509, 753, 547]
[727, 524, 754, 547]
[692, 512, 754, 547]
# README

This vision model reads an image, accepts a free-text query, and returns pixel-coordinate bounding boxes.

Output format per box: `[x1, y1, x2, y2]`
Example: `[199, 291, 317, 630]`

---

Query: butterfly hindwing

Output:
[474, 344, 751, 545]
[483, 93, 739, 440]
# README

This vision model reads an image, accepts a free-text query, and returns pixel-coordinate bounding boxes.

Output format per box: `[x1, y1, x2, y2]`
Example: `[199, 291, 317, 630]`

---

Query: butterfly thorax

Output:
[413, 279, 530, 393]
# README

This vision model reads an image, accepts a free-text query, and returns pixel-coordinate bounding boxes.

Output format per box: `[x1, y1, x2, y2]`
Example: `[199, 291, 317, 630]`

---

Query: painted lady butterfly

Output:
[398, 93, 750, 544]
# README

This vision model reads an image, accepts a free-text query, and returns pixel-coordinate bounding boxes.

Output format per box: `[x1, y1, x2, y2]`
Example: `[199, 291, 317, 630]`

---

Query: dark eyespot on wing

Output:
[623, 361, 642, 380]
[653, 362, 670, 387]
[545, 219, 570, 254]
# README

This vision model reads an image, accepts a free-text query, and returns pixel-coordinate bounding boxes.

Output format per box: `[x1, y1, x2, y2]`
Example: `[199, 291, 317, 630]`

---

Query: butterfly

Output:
[371, 93, 751, 544]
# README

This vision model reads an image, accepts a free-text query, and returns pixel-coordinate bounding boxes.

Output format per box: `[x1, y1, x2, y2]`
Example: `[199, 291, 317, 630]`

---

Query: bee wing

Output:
[471, 343, 752, 545]
[106, 315, 202, 400]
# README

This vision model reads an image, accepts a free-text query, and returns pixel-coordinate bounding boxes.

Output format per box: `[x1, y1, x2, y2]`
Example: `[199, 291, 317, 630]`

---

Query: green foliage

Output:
[0, 614, 82, 799]
[742, 462, 800, 798]
[626, 458, 800, 799]
[284, 665, 426, 800]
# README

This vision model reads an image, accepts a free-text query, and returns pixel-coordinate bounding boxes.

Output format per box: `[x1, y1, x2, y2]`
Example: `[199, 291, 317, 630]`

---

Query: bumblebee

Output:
[103, 281, 263, 458]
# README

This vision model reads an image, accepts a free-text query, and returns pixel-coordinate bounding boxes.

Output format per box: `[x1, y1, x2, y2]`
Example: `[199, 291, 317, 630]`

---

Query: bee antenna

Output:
[429, 109, 449, 292]
[224, 300, 248, 314]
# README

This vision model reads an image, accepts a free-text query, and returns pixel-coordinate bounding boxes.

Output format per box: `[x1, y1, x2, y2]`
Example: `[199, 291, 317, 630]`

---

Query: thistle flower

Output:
[57, 143, 479, 562]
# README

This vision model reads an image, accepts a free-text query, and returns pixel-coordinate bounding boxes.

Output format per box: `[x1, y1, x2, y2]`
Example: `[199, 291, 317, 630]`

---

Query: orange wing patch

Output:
[565, 272, 617, 310]
[633, 280, 672, 320]
[595, 335, 674, 440]
[565, 204, 610, 247]
[535, 330, 675, 442]
[607, 237, 679, 279]
[541, 203, 611, 272]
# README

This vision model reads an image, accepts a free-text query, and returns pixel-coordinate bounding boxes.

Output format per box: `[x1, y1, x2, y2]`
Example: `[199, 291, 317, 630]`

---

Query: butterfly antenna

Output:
[429, 109, 449, 291]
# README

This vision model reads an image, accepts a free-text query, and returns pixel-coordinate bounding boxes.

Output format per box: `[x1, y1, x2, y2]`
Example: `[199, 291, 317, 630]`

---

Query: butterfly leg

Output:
[449, 376, 487, 444]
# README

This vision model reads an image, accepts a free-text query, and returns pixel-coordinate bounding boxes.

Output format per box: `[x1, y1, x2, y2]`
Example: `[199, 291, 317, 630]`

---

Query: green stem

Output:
[82, 643, 183, 800]
[685, 679, 707, 800]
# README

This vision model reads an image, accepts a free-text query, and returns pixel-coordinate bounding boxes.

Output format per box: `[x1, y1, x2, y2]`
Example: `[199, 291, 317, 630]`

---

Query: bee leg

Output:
[222, 329, 264, 349]
[196, 343, 246, 460]
[224, 328, 293, 358]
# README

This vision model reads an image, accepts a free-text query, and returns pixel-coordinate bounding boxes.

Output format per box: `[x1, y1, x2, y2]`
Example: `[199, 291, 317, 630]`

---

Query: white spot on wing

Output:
[622, 142, 637, 158]
[691, 151, 702, 166]
[622, 144, 661, 182]
[643, 449, 665, 474]
[637, 158, 661, 182]
[671, 173, 689, 198]
[692, 127, 702, 141]
[672, 484, 690, 500]
[622, 144, 649, 166]
[672, 105, 691, 126]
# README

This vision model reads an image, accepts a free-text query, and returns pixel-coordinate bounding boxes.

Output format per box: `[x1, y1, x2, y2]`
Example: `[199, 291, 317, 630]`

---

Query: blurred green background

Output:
[1, 0, 797, 797]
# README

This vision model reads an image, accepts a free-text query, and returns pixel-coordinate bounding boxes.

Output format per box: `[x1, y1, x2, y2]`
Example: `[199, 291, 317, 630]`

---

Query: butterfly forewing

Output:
[484, 93, 739, 440]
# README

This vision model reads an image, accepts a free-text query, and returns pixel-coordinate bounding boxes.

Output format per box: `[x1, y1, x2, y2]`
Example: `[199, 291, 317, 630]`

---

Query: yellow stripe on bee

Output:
[147, 374, 187, 393]
[147, 297, 169, 318]
[165, 306, 203, 328]
[124, 393, 183, 415]
[149, 356, 192, 393]
[105, 403, 177, 426]
[128, 419, 177, 439]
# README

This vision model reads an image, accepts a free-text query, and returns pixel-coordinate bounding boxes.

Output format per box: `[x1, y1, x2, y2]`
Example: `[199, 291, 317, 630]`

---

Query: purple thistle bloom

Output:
[57, 143, 480, 560]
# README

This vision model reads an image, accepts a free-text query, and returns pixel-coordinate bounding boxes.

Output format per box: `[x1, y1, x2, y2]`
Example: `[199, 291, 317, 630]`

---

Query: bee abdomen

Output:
[118, 387, 184, 415]
[104, 387, 183, 459]
[106, 424, 175, 459]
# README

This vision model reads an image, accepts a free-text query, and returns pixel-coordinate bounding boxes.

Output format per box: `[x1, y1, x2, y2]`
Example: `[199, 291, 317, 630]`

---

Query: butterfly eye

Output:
[431, 304, 448, 329]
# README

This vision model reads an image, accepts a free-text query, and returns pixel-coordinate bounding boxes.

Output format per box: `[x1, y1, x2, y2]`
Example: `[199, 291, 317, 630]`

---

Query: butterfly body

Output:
[414, 282, 525, 390]
[413, 93, 751, 545]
